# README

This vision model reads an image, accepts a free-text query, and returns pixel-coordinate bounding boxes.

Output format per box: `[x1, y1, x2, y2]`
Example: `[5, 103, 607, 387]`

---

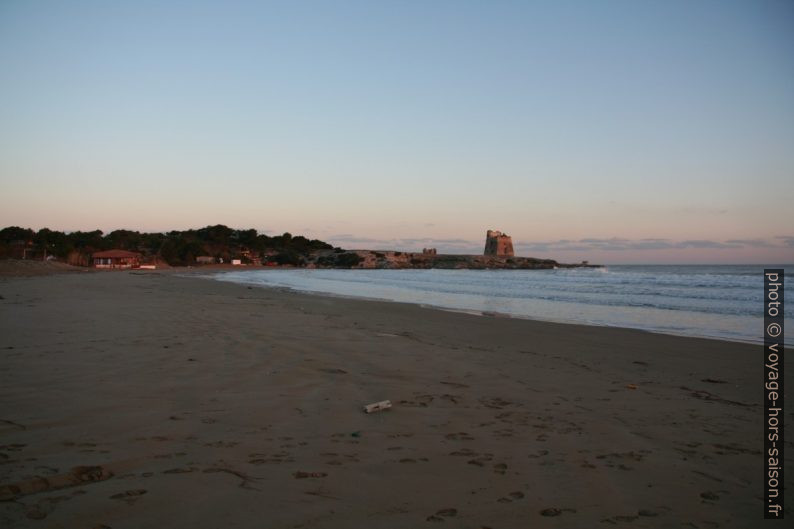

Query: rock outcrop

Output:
[307, 249, 599, 270]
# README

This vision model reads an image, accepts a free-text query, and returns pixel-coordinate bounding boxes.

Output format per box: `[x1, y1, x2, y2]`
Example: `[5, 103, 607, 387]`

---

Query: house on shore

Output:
[92, 249, 141, 269]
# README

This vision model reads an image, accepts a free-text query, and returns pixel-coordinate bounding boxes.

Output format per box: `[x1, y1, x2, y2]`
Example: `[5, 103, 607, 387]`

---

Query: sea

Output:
[210, 265, 792, 345]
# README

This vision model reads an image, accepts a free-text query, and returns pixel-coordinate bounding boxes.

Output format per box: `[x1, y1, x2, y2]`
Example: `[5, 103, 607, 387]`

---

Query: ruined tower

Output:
[484, 230, 514, 257]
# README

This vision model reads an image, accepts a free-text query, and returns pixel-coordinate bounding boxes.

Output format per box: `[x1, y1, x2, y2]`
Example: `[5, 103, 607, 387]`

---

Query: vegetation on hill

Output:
[0, 225, 334, 266]
[0, 226, 573, 270]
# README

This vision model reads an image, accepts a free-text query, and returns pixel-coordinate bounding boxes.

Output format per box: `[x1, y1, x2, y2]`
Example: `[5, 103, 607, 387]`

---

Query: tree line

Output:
[0, 225, 334, 266]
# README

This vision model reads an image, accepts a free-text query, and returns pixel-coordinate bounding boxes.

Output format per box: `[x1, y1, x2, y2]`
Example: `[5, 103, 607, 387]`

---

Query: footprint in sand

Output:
[711, 443, 759, 455]
[467, 456, 492, 466]
[110, 489, 147, 503]
[24, 489, 84, 520]
[154, 452, 187, 459]
[205, 441, 238, 448]
[396, 457, 427, 463]
[1, 443, 27, 452]
[444, 432, 474, 441]
[26, 505, 49, 520]
[250, 457, 289, 465]
[450, 448, 478, 457]
[202, 468, 259, 489]
[426, 508, 457, 522]
[493, 428, 514, 438]
[163, 467, 196, 474]
[480, 397, 514, 409]
[541, 507, 577, 517]
[601, 514, 638, 523]
[401, 395, 435, 407]
[440, 381, 469, 389]
[595, 450, 650, 470]
[293, 471, 327, 479]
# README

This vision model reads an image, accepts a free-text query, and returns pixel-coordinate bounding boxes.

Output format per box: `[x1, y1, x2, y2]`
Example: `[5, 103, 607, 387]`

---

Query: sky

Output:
[1, 0, 792, 264]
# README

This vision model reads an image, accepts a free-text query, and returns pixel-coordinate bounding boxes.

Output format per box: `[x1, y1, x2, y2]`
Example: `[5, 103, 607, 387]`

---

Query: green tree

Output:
[180, 240, 205, 264]
[159, 239, 179, 265]
[106, 229, 142, 250]
[235, 229, 258, 248]
[35, 228, 71, 258]
[69, 230, 105, 251]
[273, 249, 303, 266]
[197, 224, 234, 244]
[0, 226, 35, 243]
[336, 253, 362, 268]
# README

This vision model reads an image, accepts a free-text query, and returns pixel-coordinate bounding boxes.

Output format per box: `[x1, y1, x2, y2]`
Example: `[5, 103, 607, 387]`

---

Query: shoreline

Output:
[200, 268, 768, 347]
[1, 270, 789, 527]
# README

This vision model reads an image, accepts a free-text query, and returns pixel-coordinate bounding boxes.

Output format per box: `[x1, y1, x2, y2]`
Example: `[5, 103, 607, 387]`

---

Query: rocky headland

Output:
[310, 249, 600, 270]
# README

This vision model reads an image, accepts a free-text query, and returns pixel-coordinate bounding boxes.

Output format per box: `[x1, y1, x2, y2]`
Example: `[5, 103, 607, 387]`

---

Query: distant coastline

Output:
[307, 249, 600, 270]
[0, 225, 600, 270]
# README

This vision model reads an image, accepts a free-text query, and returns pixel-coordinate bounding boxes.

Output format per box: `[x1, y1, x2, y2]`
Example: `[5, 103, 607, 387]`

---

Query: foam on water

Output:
[210, 265, 793, 344]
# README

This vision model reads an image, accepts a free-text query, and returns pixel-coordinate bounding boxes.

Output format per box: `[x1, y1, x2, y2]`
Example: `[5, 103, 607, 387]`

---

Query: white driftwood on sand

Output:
[363, 400, 392, 413]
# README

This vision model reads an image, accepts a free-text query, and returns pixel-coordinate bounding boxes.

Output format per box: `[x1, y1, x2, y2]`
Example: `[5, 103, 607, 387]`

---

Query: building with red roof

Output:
[92, 249, 141, 269]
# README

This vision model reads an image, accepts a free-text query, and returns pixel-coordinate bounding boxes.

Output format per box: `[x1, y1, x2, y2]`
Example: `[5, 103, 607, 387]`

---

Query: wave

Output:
[212, 266, 793, 344]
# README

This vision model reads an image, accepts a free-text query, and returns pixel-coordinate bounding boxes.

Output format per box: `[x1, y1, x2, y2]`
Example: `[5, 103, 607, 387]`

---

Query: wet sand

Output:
[0, 269, 790, 527]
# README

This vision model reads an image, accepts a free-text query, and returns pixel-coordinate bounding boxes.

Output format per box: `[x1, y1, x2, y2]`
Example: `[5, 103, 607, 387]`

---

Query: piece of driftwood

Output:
[363, 400, 392, 414]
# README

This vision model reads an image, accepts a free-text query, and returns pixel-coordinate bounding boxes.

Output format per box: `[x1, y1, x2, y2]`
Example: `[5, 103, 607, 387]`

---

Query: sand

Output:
[0, 268, 790, 528]
[0, 260, 91, 278]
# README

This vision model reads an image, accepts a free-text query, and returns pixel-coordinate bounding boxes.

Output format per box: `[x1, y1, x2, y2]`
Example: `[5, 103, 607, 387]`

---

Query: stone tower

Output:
[484, 230, 514, 257]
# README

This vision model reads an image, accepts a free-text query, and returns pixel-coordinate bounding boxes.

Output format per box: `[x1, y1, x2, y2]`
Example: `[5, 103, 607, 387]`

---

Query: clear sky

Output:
[1, 0, 792, 264]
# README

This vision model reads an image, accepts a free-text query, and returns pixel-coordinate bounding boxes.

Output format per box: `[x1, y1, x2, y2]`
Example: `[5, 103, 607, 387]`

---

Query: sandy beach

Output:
[0, 267, 790, 528]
